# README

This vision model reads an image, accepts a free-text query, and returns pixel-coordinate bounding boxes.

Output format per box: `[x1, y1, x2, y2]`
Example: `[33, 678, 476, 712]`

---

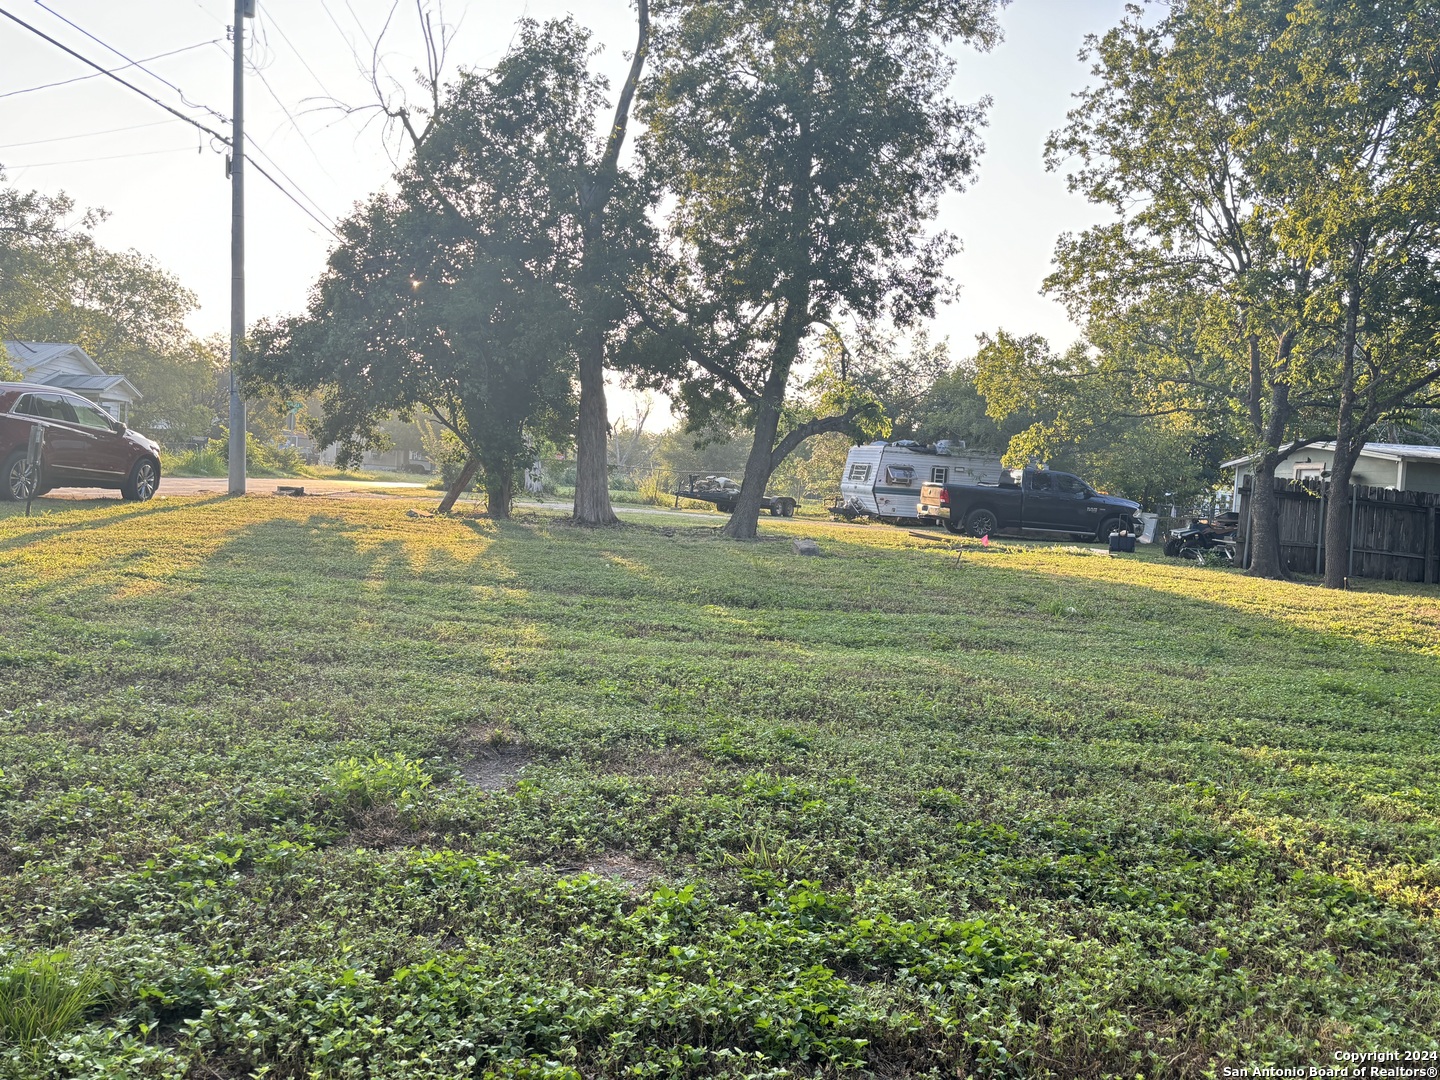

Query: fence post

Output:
[1426, 505, 1436, 586]
[1314, 485, 1325, 576]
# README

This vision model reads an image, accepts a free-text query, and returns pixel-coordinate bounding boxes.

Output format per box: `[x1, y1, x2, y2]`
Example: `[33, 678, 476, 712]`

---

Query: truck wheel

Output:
[1096, 516, 1123, 542]
[778, 498, 796, 518]
[965, 508, 998, 538]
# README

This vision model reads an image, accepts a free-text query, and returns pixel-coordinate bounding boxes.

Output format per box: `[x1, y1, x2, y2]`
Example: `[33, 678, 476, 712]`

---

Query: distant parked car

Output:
[0, 382, 162, 502]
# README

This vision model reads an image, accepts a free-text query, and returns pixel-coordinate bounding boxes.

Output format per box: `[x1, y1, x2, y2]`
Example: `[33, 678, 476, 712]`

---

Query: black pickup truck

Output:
[917, 467, 1141, 541]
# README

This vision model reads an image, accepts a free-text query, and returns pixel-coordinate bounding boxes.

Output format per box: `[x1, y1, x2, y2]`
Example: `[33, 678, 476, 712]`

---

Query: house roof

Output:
[3, 341, 142, 402]
[4, 341, 98, 373]
[1222, 441, 1440, 469]
[40, 373, 133, 394]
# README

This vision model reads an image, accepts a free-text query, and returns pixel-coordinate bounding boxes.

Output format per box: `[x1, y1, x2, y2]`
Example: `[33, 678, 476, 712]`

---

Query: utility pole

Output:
[228, 0, 254, 495]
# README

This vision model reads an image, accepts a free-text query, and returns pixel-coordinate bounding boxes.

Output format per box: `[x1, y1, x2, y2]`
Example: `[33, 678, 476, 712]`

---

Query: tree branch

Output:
[769, 409, 860, 473]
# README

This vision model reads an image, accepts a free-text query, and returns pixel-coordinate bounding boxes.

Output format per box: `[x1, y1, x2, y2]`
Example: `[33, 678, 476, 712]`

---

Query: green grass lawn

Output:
[0, 497, 1436, 1078]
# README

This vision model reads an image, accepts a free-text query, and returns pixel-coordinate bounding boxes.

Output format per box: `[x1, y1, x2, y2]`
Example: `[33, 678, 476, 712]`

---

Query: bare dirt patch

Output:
[345, 805, 439, 850]
[574, 854, 664, 894]
[447, 726, 533, 791]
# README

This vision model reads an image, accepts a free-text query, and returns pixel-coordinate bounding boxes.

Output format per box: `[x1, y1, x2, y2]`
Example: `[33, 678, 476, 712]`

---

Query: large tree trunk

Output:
[721, 388, 784, 539]
[437, 456, 480, 513]
[573, 329, 619, 526]
[1322, 449, 1360, 587]
[1246, 452, 1288, 579]
[1322, 269, 1364, 589]
[484, 463, 514, 521]
[570, 0, 648, 527]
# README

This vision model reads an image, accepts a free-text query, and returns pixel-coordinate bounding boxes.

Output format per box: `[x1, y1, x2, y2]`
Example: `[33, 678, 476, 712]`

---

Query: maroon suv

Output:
[0, 383, 162, 502]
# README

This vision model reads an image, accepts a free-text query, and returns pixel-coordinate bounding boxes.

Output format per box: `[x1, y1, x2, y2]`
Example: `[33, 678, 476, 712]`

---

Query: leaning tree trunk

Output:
[437, 456, 480, 513]
[573, 329, 619, 526]
[1246, 453, 1288, 580]
[722, 391, 784, 539]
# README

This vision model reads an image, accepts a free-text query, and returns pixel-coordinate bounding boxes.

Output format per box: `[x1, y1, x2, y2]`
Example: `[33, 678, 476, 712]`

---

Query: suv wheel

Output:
[1, 450, 40, 501]
[122, 457, 160, 502]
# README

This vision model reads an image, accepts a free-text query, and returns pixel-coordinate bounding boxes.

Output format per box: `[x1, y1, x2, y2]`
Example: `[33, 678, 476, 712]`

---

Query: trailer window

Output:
[847, 463, 872, 482]
[885, 464, 916, 485]
[930, 466, 948, 484]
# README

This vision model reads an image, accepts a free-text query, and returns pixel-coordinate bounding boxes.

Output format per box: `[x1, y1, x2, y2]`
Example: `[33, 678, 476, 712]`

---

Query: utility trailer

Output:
[674, 475, 799, 517]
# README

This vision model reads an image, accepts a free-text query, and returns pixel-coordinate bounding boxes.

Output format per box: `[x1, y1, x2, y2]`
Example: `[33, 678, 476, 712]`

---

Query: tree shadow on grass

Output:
[0, 495, 232, 553]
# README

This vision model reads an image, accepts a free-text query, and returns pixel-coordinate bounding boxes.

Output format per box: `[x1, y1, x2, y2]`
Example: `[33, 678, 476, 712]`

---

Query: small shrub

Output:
[322, 753, 432, 816]
[636, 473, 676, 506]
[0, 952, 101, 1061]
[721, 831, 806, 872]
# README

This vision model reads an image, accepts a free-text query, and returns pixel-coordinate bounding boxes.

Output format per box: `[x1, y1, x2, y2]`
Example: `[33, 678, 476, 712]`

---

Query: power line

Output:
[34, 4, 337, 235]
[0, 39, 218, 99]
[241, 46, 343, 195]
[0, 118, 175, 149]
[0, 8, 232, 143]
[4, 146, 197, 169]
[245, 138, 337, 230]
[263, 7, 338, 101]
[0, 6, 341, 241]
[33, 1, 229, 123]
[198, 37, 341, 227]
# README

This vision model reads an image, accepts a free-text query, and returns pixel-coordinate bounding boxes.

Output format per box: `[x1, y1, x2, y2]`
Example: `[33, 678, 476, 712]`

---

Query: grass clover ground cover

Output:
[0, 497, 1436, 1078]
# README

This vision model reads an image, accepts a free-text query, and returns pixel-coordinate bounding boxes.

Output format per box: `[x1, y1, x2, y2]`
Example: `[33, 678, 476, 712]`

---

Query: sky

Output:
[0, 0, 1128, 429]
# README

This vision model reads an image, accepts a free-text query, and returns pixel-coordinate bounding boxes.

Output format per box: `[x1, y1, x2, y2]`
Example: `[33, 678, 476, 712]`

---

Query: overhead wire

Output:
[33, 0, 230, 124]
[0, 39, 218, 99]
[262, 7, 338, 101]
[0, 6, 341, 241]
[193, 38, 340, 228]
[6, 146, 198, 169]
[0, 118, 176, 150]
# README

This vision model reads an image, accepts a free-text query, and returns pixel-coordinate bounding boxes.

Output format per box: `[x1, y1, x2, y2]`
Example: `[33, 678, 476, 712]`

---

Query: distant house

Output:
[1223, 442, 1440, 496]
[2, 341, 142, 423]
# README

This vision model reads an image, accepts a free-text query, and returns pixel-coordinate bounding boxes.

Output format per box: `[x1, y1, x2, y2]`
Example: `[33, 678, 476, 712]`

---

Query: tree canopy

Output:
[380, 9, 654, 525]
[631, 0, 1003, 537]
[246, 190, 575, 517]
[0, 172, 227, 444]
[1047, 0, 1440, 579]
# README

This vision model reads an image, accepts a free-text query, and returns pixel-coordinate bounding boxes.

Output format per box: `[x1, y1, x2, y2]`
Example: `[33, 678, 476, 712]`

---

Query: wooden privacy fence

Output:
[1236, 479, 1440, 583]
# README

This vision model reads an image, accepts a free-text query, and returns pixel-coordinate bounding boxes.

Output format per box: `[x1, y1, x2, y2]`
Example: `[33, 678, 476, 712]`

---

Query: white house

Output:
[1223, 442, 1440, 496]
[3, 341, 142, 422]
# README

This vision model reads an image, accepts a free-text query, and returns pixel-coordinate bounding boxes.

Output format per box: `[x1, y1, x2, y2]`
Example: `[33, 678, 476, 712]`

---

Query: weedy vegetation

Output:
[0, 496, 1436, 1077]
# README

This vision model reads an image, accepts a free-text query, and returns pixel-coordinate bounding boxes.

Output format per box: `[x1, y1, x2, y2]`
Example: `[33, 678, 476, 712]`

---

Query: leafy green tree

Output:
[1050, 0, 1440, 580]
[0, 175, 98, 348]
[907, 365, 1010, 453]
[0, 172, 238, 445]
[245, 195, 575, 517]
[383, 10, 653, 526]
[1246, 0, 1440, 586]
[840, 328, 953, 442]
[633, 0, 1003, 538]
[1047, 2, 1337, 577]
[972, 329, 1235, 507]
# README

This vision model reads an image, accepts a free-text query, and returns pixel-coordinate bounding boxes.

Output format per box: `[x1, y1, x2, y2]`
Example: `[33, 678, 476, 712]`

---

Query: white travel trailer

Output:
[837, 440, 1005, 522]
